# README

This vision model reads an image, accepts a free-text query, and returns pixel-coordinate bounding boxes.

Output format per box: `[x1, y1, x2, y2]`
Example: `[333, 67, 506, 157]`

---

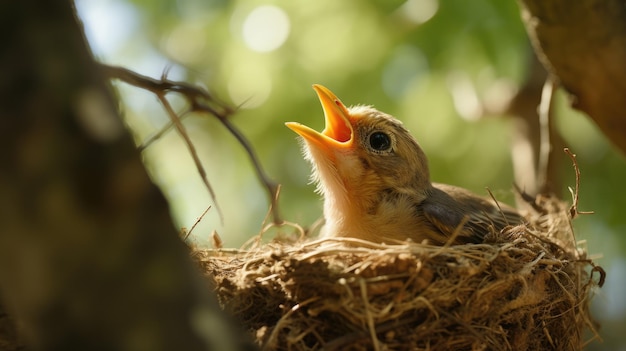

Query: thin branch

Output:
[100, 64, 231, 115]
[485, 187, 510, 226]
[197, 101, 282, 225]
[564, 148, 594, 219]
[138, 111, 191, 151]
[102, 63, 283, 225]
[157, 92, 224, 222]
[183, 205, 213, 241]
[513, 183, 545, 214]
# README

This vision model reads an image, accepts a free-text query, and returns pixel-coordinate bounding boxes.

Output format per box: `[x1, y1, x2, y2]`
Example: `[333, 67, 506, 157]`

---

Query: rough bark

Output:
[0, 1, 254, 350]
[518, 0, 626, 153]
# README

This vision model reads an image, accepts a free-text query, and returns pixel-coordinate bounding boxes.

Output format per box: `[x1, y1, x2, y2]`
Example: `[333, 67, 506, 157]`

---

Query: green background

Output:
[77, 0, 626, 348]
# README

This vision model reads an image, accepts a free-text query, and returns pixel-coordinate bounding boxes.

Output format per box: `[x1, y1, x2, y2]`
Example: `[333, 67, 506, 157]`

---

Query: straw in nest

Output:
[193, 195, 604, 351]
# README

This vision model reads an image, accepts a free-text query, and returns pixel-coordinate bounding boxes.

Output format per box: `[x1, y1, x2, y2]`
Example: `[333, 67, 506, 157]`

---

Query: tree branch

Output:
[518, 0, 626, 153]
[102, 64, 283, 225]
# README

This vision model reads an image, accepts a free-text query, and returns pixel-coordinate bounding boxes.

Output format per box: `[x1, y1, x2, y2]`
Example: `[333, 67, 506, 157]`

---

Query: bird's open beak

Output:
[286, 84, 353, 152]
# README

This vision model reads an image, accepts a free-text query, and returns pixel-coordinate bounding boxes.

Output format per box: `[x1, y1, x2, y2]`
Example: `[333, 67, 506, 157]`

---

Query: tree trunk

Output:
[0, 1, 253, 350]
[518, 0, 626, 153]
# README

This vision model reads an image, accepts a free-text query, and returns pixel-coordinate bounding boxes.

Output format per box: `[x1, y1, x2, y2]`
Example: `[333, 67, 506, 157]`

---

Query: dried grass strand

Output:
[194, 194, 602, 350]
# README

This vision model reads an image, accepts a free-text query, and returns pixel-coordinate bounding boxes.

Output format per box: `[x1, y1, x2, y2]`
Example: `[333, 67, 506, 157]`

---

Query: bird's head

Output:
[286, 85, 431, 217]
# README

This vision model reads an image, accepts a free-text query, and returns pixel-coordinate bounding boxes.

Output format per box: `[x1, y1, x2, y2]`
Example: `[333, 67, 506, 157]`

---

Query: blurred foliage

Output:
[77, 0, 625, 348]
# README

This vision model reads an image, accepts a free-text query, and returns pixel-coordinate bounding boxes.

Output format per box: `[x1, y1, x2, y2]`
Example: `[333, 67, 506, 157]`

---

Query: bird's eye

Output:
[369, 131, 392, 151]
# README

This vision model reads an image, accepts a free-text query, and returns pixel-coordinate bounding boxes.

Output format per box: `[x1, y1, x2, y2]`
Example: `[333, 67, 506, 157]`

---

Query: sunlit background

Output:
[76, 0, 625, 348]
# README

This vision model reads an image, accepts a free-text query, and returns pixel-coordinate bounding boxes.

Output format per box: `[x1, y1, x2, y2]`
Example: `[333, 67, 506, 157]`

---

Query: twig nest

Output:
[194, 195, 604, 351]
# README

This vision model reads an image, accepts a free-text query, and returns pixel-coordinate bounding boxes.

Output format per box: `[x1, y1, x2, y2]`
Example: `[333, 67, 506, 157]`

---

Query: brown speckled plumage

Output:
[286, 85, 523, 245]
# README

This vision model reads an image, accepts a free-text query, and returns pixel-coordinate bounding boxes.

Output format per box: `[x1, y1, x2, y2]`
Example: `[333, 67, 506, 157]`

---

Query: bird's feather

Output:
[421, 184, 522, 244]
[288, 85, 524, 246]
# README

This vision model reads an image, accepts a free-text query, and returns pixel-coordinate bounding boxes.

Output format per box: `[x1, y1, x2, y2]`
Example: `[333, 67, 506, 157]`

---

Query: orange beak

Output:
[286, 84, 353, 154]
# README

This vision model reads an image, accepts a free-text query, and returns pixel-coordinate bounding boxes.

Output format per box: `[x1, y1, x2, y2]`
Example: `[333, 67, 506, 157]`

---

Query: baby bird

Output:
[286, 85, 523, 245]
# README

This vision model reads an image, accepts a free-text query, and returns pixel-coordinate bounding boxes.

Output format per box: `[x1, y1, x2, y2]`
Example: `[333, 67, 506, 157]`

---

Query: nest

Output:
[193, 195, 604, 351]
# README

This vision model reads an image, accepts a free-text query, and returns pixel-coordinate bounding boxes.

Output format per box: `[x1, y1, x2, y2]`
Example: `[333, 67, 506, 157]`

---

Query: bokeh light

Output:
[241, 5, 290, 53]
[398, 0, 439, 24]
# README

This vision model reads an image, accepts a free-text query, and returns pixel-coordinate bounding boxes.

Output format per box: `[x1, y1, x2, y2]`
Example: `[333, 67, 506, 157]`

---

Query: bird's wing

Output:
[421, 184, 522, 244]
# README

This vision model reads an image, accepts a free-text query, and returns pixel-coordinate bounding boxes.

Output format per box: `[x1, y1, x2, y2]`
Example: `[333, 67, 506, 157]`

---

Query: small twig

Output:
[261, 298, 319, 351]
[431, 215, 470, 254]
[195, 101, 282, 225]
[211, 230, 223, 250]
[512, 183, 545, 214]
[138, 111, 192, 151]
[157, 92, 223, 222]
[589, 261, 606, 288]
[219, 115, 281, 224]
[537, 78, 555, 192]
[323, 316, 423, 350]
[100, 64, 231, 115]
[359, 278, 381, 351]
[184, 205, 213, 241]
[485, 187, 509, 226]
[564, 148, 594, 219]
[102, 63, 282, 225]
